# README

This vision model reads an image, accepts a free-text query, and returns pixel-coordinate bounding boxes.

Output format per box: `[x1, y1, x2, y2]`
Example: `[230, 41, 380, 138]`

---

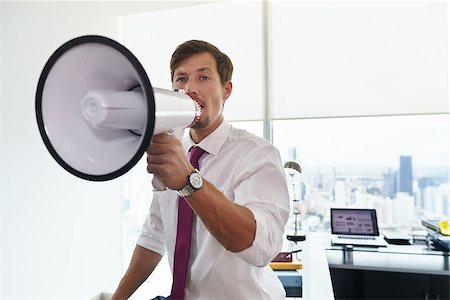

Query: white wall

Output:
[0, 1, 204, 299]
[0, 3, 5, 293]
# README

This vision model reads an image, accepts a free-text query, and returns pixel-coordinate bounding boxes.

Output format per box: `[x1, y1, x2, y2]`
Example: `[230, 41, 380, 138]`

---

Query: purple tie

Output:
[171, 146, 205, 300]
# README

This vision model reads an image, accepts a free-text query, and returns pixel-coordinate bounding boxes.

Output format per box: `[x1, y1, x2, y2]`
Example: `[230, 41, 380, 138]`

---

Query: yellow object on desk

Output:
[269, 258, 303, 270]
[439, 220, 450, 236]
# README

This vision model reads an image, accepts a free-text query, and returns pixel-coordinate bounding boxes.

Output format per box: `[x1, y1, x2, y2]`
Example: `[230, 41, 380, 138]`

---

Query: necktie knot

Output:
[189, 146, 206, 169]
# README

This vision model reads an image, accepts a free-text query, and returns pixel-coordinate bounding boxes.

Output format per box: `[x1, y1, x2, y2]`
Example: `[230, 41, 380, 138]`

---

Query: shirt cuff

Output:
[137, 228, 167, 257]
[234, 209, 283, 267]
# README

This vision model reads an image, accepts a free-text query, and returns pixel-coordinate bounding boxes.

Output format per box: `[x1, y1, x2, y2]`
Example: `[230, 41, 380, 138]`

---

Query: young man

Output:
[112, 40, 290, 299]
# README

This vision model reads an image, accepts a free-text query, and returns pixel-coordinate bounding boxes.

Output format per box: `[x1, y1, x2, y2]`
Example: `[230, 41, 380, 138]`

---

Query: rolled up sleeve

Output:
[137, 193, 167, 257]
[232, 144, 290, 267]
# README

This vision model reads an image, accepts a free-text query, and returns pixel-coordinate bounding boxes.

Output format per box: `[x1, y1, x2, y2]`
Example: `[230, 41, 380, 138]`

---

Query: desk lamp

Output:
[284, 161, 306, 242]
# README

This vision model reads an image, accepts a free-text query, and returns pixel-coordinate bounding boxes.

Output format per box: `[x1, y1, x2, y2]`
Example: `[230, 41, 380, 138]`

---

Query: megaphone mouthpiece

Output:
[152, 88, 202, 135]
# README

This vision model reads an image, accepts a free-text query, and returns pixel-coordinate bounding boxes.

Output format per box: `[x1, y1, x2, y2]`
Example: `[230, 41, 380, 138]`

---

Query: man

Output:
[112, 40, 290, 299]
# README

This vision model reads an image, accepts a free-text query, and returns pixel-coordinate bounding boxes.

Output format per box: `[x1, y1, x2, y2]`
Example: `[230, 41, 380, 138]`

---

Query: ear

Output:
[223, 81, 233, 101]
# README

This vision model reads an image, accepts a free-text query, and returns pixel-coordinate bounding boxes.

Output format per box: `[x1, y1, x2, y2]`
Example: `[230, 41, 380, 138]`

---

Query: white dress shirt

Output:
[138, 119, 290, 300]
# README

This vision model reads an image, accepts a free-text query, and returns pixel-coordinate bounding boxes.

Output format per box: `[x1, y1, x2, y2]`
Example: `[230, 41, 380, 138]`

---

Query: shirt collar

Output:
[184, 119, 231, 156]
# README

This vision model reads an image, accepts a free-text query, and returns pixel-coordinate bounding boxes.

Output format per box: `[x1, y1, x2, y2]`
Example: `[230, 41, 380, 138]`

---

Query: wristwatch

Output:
[176, 169, 204, 197]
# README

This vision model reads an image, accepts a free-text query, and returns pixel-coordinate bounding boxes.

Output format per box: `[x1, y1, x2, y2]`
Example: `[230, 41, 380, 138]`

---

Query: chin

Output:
[191, 118, 209, 129]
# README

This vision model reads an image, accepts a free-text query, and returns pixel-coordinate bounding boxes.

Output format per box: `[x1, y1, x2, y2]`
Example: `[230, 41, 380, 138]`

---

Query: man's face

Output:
[172, 52, 232, 132]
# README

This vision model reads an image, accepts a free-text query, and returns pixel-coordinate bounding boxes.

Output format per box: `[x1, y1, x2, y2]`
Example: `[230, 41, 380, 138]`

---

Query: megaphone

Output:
[35, 35, 201, 189]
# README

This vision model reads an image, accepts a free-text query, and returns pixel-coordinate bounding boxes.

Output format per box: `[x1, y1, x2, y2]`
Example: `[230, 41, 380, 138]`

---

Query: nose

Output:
[184, 80, 198, 96]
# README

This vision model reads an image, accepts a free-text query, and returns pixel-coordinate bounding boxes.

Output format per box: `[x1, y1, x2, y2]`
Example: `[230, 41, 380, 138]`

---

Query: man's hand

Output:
[146, 134, 194, 190]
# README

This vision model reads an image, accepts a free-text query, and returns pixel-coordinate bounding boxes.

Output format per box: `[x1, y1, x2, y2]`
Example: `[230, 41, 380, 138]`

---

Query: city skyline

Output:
[292, 154, 449, 231]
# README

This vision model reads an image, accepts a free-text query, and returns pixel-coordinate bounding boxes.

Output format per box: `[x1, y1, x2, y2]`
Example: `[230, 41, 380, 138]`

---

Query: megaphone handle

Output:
[152, 176, 167, 191]
[150, 128, 186, 191]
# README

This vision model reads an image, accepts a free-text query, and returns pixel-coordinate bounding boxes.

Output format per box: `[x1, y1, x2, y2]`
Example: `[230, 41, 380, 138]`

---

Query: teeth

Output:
[191, 100, 202, 126]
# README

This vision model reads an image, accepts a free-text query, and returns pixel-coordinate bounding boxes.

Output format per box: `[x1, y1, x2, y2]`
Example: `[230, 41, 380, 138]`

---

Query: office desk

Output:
[302, 233, 335, 299]
[324, 235, 450, 300]
[277, 232, 335, 299]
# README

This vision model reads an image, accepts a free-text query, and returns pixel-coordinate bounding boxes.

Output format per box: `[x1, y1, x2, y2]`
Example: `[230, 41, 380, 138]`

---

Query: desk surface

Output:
[323, 234, 450, 276]
[300, 233, 335, 299]
[280, 233, 334, 299]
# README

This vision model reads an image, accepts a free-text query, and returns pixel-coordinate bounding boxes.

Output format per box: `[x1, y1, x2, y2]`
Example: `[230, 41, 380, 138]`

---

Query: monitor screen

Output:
[331, 208, 379, 236]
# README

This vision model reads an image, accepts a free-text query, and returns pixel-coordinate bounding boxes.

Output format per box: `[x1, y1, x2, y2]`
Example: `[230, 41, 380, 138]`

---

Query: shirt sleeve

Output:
[137, 192, 167, 256]
[231, 143, 290, 267]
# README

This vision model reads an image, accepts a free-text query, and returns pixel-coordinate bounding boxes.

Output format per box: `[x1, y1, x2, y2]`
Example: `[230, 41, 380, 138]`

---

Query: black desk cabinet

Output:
[330, 268, 449, 300]
[326, 244, 450, 300]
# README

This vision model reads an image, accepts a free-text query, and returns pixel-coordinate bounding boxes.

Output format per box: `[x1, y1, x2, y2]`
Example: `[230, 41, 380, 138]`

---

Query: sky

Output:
[271, 114, 449, 170]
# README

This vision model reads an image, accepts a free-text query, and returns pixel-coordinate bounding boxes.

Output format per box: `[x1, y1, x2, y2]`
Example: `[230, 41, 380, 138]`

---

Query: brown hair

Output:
[170, 40, 233, 86]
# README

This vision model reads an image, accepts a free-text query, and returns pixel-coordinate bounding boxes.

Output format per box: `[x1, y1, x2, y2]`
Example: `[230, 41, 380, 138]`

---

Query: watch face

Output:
[189, 172, 203, 189]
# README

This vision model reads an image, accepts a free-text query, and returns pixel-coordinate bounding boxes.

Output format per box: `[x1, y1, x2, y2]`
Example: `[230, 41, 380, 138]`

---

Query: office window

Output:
[229, 121, 264, 138]
[272, 114, 450, 231]
[270, 1, 448, 119]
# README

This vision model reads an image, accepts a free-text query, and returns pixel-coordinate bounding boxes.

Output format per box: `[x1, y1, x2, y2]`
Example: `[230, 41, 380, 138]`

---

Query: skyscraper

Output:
[417, 177, 435, 209]
[382, 168, 397, 199]
[399, 155, 413, 196]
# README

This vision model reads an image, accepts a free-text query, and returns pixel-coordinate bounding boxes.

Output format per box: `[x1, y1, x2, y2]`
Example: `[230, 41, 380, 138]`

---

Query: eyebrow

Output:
[174, 67, 213, 77]
[197, 67, 213, 73]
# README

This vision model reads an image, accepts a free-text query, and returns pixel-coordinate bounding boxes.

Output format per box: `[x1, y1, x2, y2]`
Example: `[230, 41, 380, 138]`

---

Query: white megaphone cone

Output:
[35, 35, 201, 190]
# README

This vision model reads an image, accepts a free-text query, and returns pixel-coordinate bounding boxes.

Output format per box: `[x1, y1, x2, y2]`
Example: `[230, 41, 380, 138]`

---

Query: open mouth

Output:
[195, 99, 205, 109]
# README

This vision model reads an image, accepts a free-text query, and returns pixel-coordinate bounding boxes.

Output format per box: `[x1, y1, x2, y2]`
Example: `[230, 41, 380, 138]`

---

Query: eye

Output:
[199, 75, 209, 81]
[175, 77, 187, 83]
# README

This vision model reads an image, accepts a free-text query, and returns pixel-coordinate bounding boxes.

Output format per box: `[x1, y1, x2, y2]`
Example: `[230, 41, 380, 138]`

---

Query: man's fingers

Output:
[146, 162, 164, 176]
[150, 133, 178, 144]
[146, 134, 180, 154]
